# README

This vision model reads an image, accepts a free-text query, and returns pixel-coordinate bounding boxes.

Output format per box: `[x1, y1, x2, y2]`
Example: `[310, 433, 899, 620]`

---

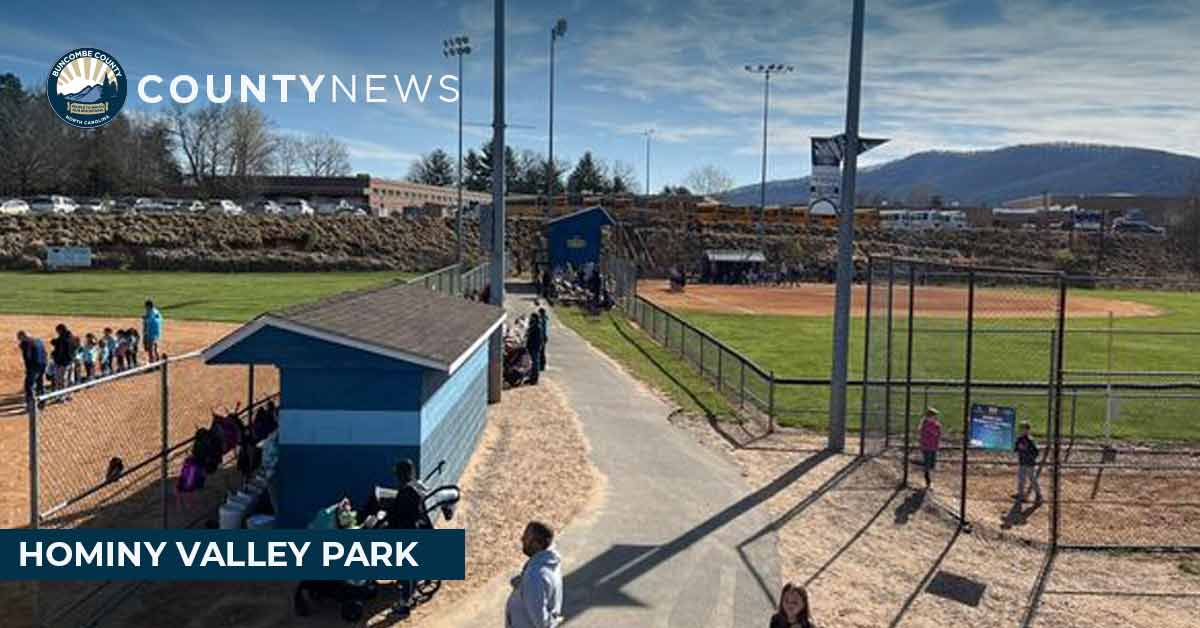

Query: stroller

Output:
[293, 485, 462, 622]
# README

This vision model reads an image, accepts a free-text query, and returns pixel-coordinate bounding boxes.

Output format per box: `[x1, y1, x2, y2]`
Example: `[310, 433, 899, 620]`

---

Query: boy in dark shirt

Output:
[1014, 421, 1042, 502]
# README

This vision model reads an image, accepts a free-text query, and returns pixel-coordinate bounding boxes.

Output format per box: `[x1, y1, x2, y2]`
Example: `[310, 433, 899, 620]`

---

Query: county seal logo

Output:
[47, 48, 127, 129]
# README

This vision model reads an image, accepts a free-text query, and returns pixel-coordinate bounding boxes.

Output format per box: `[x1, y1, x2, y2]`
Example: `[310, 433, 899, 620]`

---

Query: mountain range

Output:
[720, 144, 1200, 207]
[63, 84, 103, 103]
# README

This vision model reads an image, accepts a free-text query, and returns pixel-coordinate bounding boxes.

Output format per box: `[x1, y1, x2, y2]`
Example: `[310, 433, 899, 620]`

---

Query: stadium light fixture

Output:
[444, 35, 471, 264]
[743, 63, 795, 250]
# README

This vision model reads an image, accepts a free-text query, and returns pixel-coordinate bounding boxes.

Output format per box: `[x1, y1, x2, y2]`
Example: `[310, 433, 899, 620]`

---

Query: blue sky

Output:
[3, 0, 1199, 188]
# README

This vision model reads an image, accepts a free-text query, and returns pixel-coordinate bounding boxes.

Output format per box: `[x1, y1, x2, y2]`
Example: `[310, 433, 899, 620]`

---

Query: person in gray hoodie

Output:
[506, 521, 563, 628]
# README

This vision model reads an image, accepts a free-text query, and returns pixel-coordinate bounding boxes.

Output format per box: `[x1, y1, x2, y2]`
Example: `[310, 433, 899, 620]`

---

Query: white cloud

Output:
[580, 0, 1200, 160]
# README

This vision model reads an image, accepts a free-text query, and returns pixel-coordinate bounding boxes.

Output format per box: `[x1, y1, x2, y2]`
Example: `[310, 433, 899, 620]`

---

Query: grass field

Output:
[616, 286, 1200, 441]
[0, 271, 411, 322]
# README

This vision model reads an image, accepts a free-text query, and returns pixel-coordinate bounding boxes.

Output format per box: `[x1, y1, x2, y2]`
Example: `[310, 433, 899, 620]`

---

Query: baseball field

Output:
[637, 280, 1200, 441]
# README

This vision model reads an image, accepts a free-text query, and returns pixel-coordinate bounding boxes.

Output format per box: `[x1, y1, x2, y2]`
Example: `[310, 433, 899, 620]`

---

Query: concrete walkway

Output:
[497, 288, 781, 627]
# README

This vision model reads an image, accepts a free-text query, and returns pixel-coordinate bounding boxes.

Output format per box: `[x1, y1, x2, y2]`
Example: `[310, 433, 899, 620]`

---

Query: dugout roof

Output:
[203, 281, 505, 373]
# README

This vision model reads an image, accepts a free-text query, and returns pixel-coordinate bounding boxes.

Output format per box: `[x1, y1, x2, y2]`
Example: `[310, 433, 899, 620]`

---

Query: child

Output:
[81, 333, 98, 381]
[114, 330, 129, 371]
[125, 328, 140, 367]
[918, 408, 942, 489]
[770, 583, 816, 628]
[100, 327, 117, 375]
[1014, 422, 1043, 502]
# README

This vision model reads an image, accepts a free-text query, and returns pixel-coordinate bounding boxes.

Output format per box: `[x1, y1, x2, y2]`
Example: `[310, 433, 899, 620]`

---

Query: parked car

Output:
[0, 199, 30, 215]
[181, 199, 206, 213]
[316, 199, 356, 215]
[133, 197, 167, 213]
[281, 198, 315, 217]
[75, 198, 114, 214]
[1113, 219, 1165, 236]
[249, 199, 284, 215]
[29, 195, 77, 214]
[208, 199, 244, 215]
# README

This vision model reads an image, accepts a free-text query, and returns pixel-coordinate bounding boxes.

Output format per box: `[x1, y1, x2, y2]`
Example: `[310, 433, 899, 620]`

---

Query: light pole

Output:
[744, 63, 793, 251]
[444, 36, 472, 265]
[486, 0, 507, 404]
[643, 129, 654, 196]
[547, 17, 567, 220]
[829, 0, 867, 452]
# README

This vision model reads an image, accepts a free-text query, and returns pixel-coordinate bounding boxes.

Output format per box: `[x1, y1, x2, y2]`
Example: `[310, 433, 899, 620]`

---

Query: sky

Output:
[3, 0, 1199, 188]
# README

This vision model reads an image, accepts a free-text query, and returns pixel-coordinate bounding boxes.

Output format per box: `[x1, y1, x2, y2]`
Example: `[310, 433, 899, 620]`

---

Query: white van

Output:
[29, 195, 77, 214]
[208, 199, 244, 215]
[282, 198, 315, 216]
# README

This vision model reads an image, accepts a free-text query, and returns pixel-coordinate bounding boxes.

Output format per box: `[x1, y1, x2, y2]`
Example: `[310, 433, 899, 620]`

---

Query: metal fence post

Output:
[884, 259, 895, 448]
[248, 363, 256, 408]
[740, 360, 746, 409]
[717, 344, 724, 393]
[858, 257, 874, 457]
[903, 263, 915, 487]
[1051, 274, 1068, 549]
[960, 270, 976, 528]
[680, 319, 687, 358]
[29, 400, 39, 530]
[768, 370, 776, 433]
[161, 356, 170, 529]
[699, 333, 705, 378]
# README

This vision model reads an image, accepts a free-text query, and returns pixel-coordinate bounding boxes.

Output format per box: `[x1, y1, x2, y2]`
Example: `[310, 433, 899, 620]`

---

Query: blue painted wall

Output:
[548, 208, 613, 271]
[276, 444, 419, 528]
[419, 344, 488, 490]
[212, 323, 492, 528]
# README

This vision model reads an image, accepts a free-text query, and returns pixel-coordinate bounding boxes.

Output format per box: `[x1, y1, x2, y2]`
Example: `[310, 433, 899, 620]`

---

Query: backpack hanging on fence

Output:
[178, 456, 206, 493]
[105, 457, 124, 483]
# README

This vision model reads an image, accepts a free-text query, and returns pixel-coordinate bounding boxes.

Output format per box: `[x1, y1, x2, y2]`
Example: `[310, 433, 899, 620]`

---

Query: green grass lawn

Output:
[646, 287, 1200, 441]
[0, 271, 411, 322]
[556, 308, 740, 422]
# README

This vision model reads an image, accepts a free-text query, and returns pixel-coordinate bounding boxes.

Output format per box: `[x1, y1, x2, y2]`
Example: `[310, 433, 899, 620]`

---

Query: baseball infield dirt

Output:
[638, 281, 1163, 318]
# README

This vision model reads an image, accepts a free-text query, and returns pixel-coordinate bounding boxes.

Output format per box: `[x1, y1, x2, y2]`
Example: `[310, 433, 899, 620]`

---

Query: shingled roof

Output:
[203, 281, 505, 373]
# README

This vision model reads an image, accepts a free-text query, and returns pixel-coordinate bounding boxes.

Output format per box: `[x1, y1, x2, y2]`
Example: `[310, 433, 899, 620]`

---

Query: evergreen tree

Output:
[567, 151, 609, 195]
[407, 148, 454, 186]
[463, 149, 488, 192]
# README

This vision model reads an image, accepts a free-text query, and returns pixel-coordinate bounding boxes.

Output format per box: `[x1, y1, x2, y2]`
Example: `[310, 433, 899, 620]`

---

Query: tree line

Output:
[406, 144, 642, 197]
[0, 72, 352, 198]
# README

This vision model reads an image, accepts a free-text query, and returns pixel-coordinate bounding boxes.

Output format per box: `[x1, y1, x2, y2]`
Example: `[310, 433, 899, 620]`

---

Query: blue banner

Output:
[969, 404, 1017, 450]
[0, 529, 464, 581]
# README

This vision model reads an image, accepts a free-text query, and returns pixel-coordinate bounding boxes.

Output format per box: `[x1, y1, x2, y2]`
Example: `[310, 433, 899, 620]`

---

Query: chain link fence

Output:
[28, 354, 278, 626]
[604, 253, 1199, 551]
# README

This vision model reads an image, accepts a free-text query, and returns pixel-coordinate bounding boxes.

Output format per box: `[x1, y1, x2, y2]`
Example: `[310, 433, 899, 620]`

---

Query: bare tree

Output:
[169, 103, 230, 188]
[225, 104, 274, 177]
[683, 165, 735, 196]
[610, 160, 639, 194]
[274, 135, 304, 175]
[299, 133, 352, 177]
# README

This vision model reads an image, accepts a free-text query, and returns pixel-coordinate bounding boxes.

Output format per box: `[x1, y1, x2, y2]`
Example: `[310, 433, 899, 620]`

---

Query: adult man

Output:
[142, 300, 163, 363]
[49, 324, 76, 391]
[505, 521, 563, 628]
[536, 307, 549, 371]
[17, 331, 47, 409]
[387, 459, 428, 618]
[525, 313, 544, 385]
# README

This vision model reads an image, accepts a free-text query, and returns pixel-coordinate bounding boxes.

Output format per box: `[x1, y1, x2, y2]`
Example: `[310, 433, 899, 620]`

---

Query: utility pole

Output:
[547, 18, 567, 220]
[745, 64, 793, 253]
[444, 36, 472, 265]
[643, 129, 654, 196]
[487, 0, 506, 403]
[828, 0, 867, 452]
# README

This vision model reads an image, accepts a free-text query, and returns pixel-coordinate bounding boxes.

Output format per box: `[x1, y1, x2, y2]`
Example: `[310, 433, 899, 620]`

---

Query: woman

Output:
[770, 583, 815, 628]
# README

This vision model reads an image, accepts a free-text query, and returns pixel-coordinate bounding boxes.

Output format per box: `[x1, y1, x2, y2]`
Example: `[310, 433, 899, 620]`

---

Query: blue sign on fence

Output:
[969, 404, 1016, 450]
[0, 529, 465, 581]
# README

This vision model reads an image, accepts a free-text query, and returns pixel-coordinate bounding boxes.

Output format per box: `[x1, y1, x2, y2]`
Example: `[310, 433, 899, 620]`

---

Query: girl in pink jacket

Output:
[918, 408, 943, 488]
